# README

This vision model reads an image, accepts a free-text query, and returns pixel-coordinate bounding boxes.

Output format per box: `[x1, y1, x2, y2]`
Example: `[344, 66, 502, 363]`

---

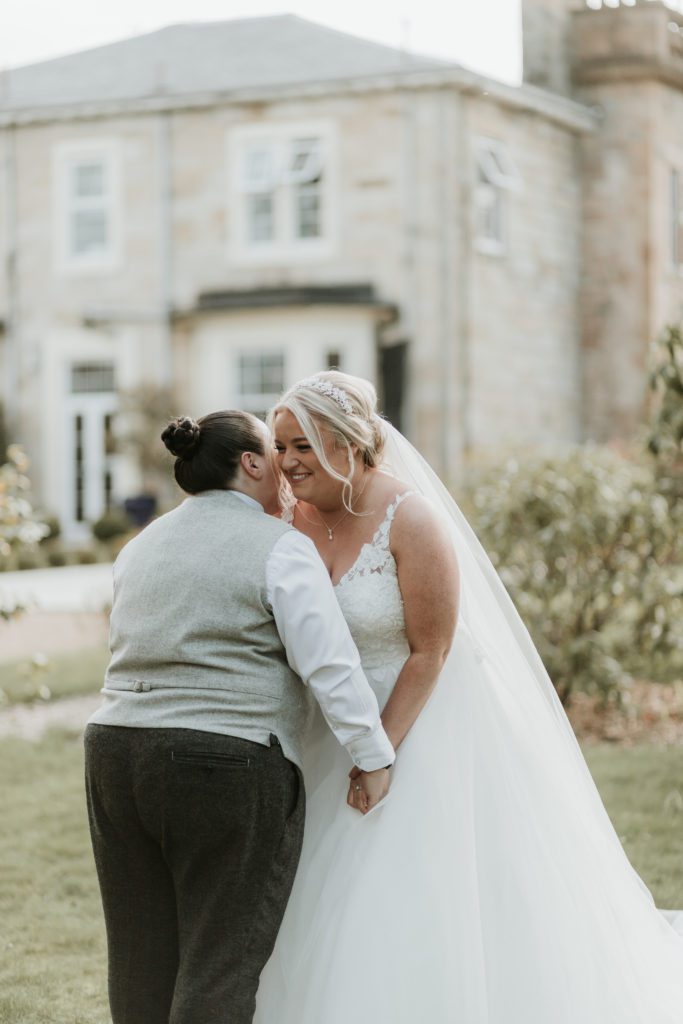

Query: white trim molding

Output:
[227, 119, 338, 265]
[53, 137, 123, 275]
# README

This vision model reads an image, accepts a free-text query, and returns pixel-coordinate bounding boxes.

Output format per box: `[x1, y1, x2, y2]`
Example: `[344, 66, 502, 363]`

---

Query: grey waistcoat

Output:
[101, 490, 312, 767]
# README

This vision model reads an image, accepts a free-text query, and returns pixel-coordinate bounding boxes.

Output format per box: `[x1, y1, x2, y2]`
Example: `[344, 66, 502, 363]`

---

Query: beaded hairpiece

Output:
[294, 377, 354, 416]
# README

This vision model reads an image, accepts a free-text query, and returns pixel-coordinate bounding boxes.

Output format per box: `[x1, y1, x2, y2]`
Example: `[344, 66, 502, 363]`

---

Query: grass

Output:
[583, 743, 683, 908]
[0, 731, 108, 1024]
[0, 647, 109, 706]
[0, 734, 681, 1023]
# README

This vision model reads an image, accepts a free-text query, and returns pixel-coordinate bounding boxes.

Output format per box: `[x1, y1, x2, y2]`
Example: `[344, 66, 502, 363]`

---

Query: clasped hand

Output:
[346, 765, 391, 815]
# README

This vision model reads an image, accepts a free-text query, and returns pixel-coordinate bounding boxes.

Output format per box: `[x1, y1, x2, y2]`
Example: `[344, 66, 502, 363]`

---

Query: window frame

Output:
[472, 137, 520, 258]
[228, 121, 337, 264]
[54, 139, 122, 275]
[235, 349, 287, 419]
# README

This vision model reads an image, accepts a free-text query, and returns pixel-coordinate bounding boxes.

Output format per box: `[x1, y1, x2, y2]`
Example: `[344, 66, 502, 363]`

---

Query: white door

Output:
[63, 362, 118, 540]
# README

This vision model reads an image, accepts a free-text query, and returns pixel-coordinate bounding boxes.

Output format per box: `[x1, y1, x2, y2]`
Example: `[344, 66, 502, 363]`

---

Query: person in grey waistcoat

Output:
[84, 410, 395, 1024]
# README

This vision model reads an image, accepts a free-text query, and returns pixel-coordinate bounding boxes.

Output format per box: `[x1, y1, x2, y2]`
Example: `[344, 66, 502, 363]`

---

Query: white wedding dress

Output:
[254, 451, 683, 1022]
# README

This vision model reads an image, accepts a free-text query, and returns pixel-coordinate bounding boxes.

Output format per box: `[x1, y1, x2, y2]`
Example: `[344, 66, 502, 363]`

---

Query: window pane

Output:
[72, 209, 108, 255]
[74, 414, 84, 522]
[290, 138, 317, 169]
[477, 160, 492, 186]
[262, 353, 285, 394]
[243, 144, 275, 192]
[247, 148, 270, 180]
[239, 355, 260, 395]
[295, 187, 321, 239]
[475, 185, 504, 246]
[248, 193, 274, 243]
[73, 162, 105, 198]
[287, 138, 323, 184]
[239, 353, 285, 398]
[475, 141, 518, 190]
[70, 363, 116, 394]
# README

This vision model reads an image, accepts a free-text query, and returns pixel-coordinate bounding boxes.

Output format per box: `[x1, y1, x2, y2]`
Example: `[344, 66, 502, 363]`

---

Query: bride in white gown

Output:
[254, 370, 683, 1024]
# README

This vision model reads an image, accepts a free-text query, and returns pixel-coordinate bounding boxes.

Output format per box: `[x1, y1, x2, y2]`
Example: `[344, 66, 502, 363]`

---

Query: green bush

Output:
[15, 548, 45, 571]
[91, 508, 131, 542]
[38, 513, 61, 543]
[47, 546, 69, 567]
[73, 548, 99, 565]
[649, 324, 683, 468]
[0, 446, 49, 614]
[466, 446, 683, 705]
[0, 446, 49, 555]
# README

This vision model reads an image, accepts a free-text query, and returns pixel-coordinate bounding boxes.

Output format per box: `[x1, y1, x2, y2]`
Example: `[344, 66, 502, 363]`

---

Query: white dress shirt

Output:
[238, 492, 394, 771]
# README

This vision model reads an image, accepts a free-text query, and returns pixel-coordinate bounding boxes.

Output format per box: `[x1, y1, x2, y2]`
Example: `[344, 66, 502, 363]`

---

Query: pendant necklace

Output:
[298, 473, 369, 541]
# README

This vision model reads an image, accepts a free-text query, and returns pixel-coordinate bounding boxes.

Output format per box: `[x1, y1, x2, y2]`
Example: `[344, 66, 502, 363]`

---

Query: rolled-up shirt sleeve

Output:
[266, 530, 395, 772]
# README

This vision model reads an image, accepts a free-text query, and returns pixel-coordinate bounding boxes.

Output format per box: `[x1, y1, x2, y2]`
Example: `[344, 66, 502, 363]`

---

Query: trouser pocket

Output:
[171, 749, 252, 770]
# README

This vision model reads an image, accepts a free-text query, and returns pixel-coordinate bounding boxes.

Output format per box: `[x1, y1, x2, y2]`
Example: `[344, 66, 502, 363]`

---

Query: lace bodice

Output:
[285, 493, 414, 706]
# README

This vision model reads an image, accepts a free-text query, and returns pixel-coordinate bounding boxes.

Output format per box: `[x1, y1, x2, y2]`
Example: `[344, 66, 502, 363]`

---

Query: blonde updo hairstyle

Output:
[268, 371, 386, 513]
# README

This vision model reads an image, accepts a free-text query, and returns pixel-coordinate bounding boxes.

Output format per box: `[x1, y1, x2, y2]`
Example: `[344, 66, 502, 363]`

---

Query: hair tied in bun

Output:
[161, 416, 202, 459]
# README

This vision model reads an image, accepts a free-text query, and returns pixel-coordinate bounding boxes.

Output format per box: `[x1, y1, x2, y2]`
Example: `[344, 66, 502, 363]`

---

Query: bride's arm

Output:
[379, 495, 460, 751]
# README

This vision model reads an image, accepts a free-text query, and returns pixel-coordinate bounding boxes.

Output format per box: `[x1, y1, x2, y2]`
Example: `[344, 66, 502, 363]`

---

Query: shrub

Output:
[47, 547, 69, 567]
[118, 385, 177, 503]
[73, 548, 99, 565]
[649, 324, 683, 468]
[0, 446, 49, 555]
[648, 324, 683, 524]
[0, 446, 49, 615]
[465, 446, 683, 705]
[91, 508, 131, 542]
[15, 548, 46, 571]
[38, 513, 61, 543]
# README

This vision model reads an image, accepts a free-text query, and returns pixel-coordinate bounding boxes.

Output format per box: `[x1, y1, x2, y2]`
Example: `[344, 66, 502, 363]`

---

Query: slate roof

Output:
[2, 15, 454, 110]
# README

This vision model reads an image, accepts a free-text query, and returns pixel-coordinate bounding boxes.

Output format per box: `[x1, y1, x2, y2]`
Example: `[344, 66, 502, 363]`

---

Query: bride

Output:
[254, 370, 683, 1024]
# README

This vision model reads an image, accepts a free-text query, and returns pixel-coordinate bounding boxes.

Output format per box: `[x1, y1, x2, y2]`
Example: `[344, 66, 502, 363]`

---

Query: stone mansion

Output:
[1, 0, 683, 537]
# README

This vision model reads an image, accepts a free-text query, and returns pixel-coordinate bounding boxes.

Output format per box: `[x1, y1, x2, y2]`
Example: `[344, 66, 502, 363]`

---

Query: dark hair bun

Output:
[161, 416, 201, 459]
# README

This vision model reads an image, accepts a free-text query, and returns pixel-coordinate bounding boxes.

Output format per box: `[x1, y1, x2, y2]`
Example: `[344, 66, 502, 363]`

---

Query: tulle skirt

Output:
[254, 627, 683, 1023]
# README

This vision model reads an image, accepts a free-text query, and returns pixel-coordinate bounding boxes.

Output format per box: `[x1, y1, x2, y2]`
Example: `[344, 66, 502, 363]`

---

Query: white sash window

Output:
[473, 138, 520, 256]
[55, 140, 121, 273]
[237, 351, 286, 421]
[242, 143, 277, 243]
[230, 122, 336, 262]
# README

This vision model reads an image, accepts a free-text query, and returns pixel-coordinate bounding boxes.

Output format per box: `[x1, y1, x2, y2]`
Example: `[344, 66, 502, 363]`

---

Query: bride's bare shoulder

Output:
[373, 471, 418, 504]
[387, 488, 453, 557]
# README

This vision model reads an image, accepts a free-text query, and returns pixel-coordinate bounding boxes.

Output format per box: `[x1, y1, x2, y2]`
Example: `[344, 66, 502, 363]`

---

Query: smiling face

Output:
[272, 408, 353, 509]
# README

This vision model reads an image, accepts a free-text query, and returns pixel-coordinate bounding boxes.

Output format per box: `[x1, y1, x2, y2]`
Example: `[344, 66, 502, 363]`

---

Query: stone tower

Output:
[523, 0, 683, 442]
[522, 0, 581, 95]
[571, 0, 683, 440]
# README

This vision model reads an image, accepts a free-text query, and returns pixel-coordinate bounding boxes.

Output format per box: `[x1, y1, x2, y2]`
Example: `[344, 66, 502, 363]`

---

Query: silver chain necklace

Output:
[297, 473, 369, 541]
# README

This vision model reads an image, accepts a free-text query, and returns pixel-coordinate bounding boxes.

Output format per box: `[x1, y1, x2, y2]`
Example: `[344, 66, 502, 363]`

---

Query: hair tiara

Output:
[294, 377, 354, 416]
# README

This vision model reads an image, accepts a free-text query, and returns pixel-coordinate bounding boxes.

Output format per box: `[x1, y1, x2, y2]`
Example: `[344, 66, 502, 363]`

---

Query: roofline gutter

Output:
[0, 66, 598, 135]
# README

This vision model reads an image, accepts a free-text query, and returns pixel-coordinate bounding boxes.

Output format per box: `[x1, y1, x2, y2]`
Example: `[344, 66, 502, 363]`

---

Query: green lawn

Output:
[0, 733, 681, 1023]
[0, 732, 108, 1024]
[583, 744, 683, 908]
[0, 647, 110, 706]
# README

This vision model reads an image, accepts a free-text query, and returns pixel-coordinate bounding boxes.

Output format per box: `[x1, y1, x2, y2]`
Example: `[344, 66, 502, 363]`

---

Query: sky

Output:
[2, 0, 523, 84]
